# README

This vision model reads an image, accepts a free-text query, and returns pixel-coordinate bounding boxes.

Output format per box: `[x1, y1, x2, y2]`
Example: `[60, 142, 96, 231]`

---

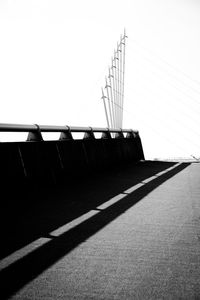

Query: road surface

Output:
[1, 160, 200, 299]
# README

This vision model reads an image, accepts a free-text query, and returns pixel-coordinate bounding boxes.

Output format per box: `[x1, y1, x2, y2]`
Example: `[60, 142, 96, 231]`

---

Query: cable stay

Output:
[129, 46, 200, 98]
[129, 56, 200, 115]
[129, 38, 200, 88]
[128, 63, 200, 123]
[130, 48, 200, 108]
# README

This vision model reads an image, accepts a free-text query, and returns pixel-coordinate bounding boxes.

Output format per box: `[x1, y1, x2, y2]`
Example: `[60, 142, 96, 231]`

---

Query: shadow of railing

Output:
[1, 160, 176, 259]
[0, 160, 190, 299]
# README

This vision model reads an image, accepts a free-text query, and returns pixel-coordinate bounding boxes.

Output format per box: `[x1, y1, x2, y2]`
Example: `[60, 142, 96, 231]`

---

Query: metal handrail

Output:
[0, 123, 138, 134]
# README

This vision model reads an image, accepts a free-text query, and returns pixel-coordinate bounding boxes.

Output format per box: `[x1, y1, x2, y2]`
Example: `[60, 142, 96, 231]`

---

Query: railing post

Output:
[59, 126, 73, 140]
[126, 130, 135, 138]
[27, 124, 43, 141]
[84, 127, 95, 140]
[115, 129, 124, 139]
[101, 129, 111, 139]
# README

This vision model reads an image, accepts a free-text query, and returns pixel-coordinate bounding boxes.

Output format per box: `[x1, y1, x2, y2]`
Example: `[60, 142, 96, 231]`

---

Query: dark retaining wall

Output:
[0, 134, 144, 189]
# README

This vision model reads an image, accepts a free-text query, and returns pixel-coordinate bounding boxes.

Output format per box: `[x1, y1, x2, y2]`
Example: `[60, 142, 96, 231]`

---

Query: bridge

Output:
[0, 123, 200, 299]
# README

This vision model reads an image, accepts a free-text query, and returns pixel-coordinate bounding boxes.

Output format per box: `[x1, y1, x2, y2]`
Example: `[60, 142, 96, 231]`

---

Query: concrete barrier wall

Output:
[0, 134, 144, 189]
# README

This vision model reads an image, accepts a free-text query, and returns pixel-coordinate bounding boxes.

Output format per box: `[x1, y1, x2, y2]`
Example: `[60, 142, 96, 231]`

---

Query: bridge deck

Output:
[1, 161, 200, 299]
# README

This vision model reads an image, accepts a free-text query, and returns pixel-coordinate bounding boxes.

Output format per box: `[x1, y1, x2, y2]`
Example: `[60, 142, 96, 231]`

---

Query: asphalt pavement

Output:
[1, 160, 200, 299]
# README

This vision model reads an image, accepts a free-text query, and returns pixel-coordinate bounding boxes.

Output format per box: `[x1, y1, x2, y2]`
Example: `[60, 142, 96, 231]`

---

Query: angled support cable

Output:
[101, 88, 110, 128]
[105, 77, 114, 129]
[108, 68, 116, 128]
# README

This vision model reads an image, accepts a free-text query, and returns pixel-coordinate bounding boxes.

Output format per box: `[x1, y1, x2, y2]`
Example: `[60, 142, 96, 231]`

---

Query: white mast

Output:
[101, 30, 127, 129]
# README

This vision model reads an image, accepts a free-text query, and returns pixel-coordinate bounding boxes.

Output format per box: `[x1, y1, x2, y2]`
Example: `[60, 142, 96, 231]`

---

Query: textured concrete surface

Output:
[1, 161, 200, 299]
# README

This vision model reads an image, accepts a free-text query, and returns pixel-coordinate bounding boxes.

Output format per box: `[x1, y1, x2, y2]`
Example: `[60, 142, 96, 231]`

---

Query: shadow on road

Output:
[0, 161, 190, 299]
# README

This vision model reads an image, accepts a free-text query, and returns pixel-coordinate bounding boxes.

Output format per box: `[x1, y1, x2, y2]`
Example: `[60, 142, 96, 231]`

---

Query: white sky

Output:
[0, 0, 200, 159]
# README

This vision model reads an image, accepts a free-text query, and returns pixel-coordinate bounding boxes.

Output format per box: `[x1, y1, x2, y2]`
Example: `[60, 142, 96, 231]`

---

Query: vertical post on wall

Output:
[84, 127, 95, 139]
[27, 124, 43, 141]
[116, 43, 120, 127]
[115, 51, 120, 128]
[59, 126, 73, 140]
[111, 58, 118, 127]
[121, 29, 128, 127]
[101, 128, 112, 139]
[118, 38, 123, 128]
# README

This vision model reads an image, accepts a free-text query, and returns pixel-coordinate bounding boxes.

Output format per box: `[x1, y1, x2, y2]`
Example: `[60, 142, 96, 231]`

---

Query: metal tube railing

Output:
[0, 123, 138, 133]
[0, 123, 139, 141]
